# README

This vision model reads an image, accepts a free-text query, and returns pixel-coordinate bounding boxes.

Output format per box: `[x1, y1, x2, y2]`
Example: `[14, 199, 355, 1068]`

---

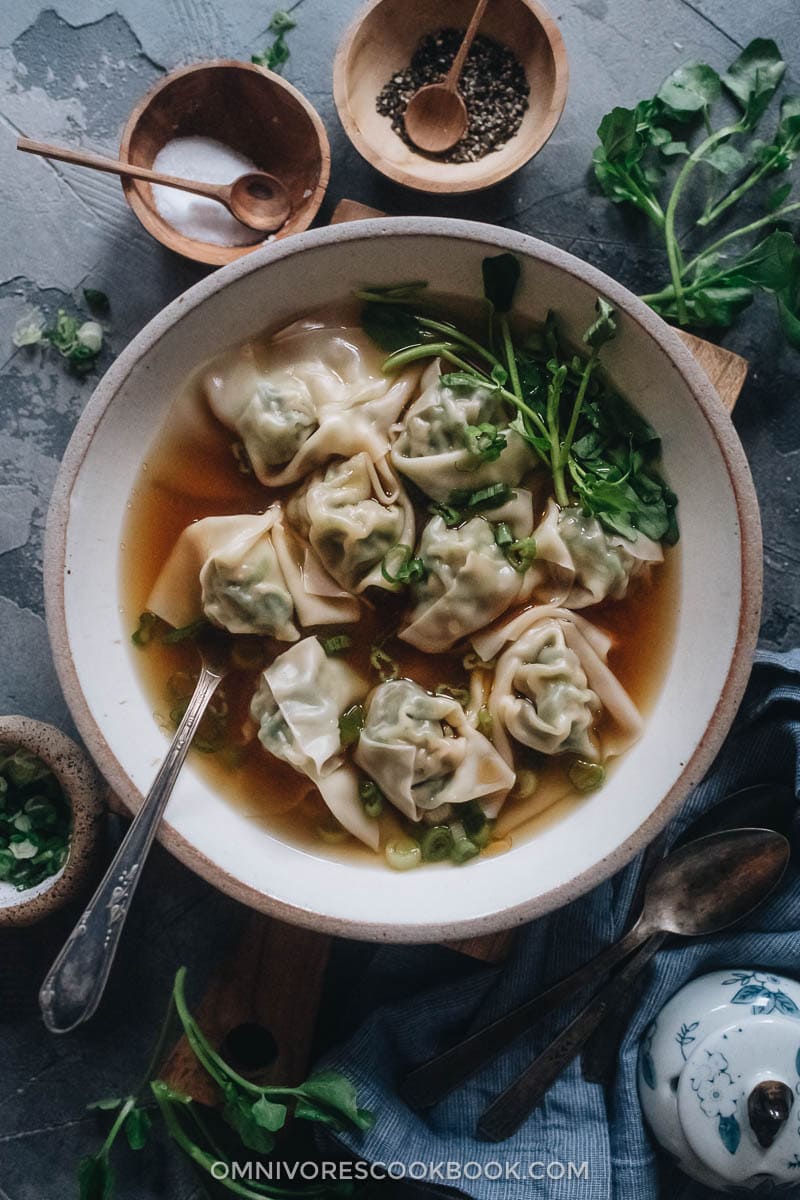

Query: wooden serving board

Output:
[160, 199, 748, 1095]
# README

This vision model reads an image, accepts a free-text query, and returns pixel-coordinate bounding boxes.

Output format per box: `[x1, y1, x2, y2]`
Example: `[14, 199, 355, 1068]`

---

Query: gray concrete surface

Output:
[0, 2, 798, 1196]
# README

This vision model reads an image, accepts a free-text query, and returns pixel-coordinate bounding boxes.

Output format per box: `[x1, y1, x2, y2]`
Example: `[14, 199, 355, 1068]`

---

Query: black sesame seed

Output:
[376, 28, 530, 163]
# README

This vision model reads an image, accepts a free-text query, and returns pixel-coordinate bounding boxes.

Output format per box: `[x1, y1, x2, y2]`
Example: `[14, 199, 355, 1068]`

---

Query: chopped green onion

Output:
[370, 644, 399, 681]
[504, 536, 537, 574]
[317, 812, 350, 844]
[428, 501, 463, 528]
[166, 671, 196, 701]
[476, 705, 494, 738]
[338, 704, 364, 748]
[162, 619, 208, 644]
[385, 836, 422, 871]
[435, 684, 470, 707]
[513, 768, 539, 799]
[420, 825, 454, 862]
[494, 522, 514, 548]
[359, 778, 384, 818]
[568, 760, 606, 793]
[381, 544, 428, 585]
[463, 423, 507, 464]
[320, 634, 352, 656]
[131, 611, 157, 647]
[449, 483, 515, 513]
[451, 836, 480, 865]
[461, 803, 494, 849]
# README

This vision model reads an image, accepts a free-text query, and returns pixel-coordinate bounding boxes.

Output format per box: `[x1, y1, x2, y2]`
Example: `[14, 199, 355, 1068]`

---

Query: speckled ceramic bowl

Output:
[0, 717, 105, 927]
[43, 219, 762, 942]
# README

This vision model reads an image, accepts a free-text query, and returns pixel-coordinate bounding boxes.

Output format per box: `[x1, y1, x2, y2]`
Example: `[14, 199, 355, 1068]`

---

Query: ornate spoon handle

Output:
[39, 662, 224, 1033]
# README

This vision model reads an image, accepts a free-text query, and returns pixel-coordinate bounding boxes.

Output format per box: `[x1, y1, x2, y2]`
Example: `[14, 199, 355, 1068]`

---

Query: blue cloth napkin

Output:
[320, 650, 800, 1199]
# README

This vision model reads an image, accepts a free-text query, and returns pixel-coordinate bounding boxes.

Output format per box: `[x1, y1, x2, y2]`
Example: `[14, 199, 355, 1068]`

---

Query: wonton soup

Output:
[121, 256, 679, 870]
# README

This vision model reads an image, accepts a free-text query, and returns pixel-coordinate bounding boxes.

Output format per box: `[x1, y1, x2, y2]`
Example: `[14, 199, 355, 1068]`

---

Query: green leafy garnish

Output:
[320, 633, 352, 656]
[338, 704, 364, 749]
[161, 619, 209, 645]
[83, 288, 111, 315]
[131, 612, 157, 647]
[494, 523, 537, 573]
[251, 9, 296, 73]
[369, 643, 399, 681]
[381, 543, 428, 585]
[13, 299, 106, 374]
[591, 38, 800, 345]
[359, 778, 384, 818]
[0, 747, 71, 891]
[80, 968, 374, 1200]
[359, 256, 678, 543]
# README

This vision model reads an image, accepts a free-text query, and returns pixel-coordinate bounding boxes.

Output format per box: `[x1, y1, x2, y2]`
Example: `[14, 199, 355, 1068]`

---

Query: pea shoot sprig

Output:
[358, 255, 678, 544]
[592, 38, 800, 343]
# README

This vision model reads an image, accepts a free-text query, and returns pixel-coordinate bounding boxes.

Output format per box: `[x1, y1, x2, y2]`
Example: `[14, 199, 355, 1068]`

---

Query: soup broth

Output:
[120, 299, 680, 866]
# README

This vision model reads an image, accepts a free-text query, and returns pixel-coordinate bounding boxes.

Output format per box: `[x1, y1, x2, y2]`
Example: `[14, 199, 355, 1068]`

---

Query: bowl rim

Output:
[119, 59, 332, 267]
[44, 217, 763, 941]
[332, 0, 569, 193]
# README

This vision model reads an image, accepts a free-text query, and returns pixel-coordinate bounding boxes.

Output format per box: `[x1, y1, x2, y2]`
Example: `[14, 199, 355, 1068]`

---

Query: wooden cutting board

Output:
[159, 199, 749, 1095]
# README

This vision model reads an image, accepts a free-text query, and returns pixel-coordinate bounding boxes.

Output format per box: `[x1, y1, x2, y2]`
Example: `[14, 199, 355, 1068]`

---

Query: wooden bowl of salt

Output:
[119, 61, 331, 267]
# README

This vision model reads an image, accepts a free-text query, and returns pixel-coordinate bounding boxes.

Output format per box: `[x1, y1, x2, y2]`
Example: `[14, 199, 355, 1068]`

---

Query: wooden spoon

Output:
[17, 136, 291, 233]
[403, 0, 490, 154]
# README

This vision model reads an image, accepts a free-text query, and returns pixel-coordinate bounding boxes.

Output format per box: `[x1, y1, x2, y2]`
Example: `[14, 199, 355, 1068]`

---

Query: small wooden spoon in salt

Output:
[403, 0, 490, 155]
[17, 136, 291, 233]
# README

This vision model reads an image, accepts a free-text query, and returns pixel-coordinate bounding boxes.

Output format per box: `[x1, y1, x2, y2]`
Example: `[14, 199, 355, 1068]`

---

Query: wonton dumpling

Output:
[390, 361, 534, 502]
[286, 453, 414, 594]
[203, 324, 421, 487]
[354, 678, 515, 822]
[526, 500, 663, 609]
[251, 638, 377, 849]
[472, 606, 643, 764]
[400, 490, 535, 653]
[147, 506, 359, 638]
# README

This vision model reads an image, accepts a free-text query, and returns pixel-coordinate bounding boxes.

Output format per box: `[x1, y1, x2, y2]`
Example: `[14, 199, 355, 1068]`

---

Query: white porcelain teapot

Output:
[638, 970, 800, 1191]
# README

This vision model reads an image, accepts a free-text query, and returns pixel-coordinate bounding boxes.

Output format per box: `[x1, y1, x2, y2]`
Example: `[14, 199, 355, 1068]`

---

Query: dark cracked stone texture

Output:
[0, 2, 798, 1197]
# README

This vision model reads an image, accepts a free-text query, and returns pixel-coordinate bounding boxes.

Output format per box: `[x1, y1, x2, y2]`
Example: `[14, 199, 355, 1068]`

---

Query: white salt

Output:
[151, 136, 266, 247]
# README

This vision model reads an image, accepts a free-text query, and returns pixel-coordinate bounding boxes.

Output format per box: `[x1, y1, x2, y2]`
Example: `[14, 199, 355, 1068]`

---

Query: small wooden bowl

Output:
[333, 0, 568, 194]
[0, 717, 105, 927]
[120, 61, 331, 267]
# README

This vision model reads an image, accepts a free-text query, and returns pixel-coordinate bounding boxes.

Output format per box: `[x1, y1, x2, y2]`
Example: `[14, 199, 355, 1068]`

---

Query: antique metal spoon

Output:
[403, 0, 489, 154]
[17, 137, 291, 233]
[477, 827, 790, 1141]
[402, 827, 790, 1113]
[39, 633, 230, 1034]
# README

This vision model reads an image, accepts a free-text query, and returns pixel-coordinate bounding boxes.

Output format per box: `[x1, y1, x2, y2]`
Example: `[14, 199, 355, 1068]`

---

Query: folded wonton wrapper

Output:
[354, 678, 515, 823]
[203, 323, 421, 487]
[472, 605, 643, 765]
[147, 506, 359, 637]
[250, 637, 378, 850]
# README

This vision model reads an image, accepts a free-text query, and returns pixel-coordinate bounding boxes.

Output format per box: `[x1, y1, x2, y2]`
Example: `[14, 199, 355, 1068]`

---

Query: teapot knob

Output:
[747, 1079, 794, 1149]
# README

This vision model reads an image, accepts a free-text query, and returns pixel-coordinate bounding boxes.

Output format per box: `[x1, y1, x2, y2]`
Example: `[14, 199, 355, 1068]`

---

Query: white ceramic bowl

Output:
[44, 219, 762, 942]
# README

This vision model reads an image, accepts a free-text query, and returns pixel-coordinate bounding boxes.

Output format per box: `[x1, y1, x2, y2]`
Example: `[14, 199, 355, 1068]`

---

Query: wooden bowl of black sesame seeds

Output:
[333, 0, 568, 193]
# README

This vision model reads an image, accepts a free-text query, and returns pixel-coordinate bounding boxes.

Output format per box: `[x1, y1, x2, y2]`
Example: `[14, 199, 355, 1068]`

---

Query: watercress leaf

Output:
[657, 62, 720, 117]
[491, 363, 508, 385]
[778, 291, 800, 349]
[269, 9, 296, 33]
[251, 1095, 288, 1133]
[722, 38, 786, 129]
[78, 1154, 114, 1200]
[439, 370, 491, 390]
[688, 283, 754, 326]
[659, 140, 690, 158]
[767, 181, 793, 211]
[726, 229, 798, 292]
[703, 143, 747, 175]
[597, 106, 643, 164]
[648, 125, 672, 147]
[643, 164, 666, 186]
[361, 302, 420, 352]
[583, 297, 617, 350]
[481, 253, 521, 313]
[223, 1090, 277, 1153]
[123, 1106, 152, 1151]
[295, 1070, 376, 1131]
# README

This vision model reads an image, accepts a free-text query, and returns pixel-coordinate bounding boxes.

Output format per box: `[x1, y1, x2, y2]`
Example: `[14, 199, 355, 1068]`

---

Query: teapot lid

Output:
[678, 1015, 800, 1187]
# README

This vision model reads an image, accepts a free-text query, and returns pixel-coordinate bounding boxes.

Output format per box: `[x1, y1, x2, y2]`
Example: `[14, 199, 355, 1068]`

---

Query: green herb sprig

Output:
[359, 256, 678, 544]
[252, 10, 297, 73]
[79, 968, 374, 1200]
[592, 38, 800, 344]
